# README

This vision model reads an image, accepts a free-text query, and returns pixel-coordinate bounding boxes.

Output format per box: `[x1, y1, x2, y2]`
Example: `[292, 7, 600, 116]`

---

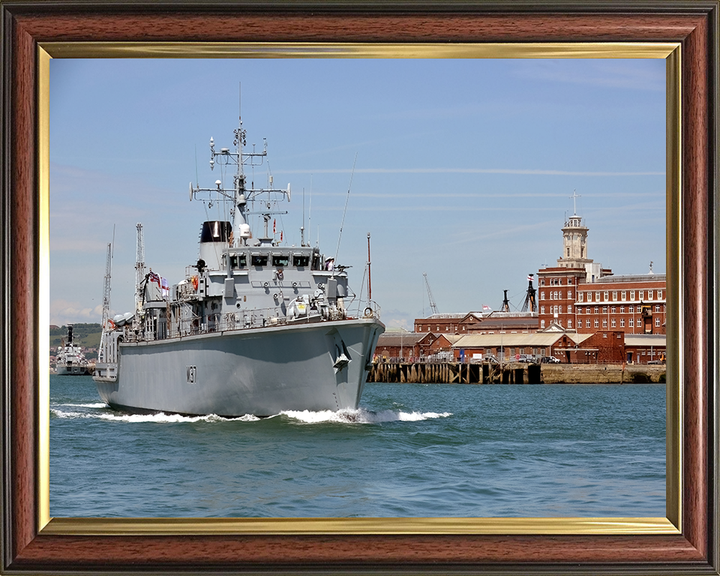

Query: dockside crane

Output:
[423, 272, 439, 315]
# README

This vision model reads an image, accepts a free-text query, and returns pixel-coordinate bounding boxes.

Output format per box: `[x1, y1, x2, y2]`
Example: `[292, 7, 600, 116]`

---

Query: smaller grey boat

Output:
[56, 325, 90, 375]
[93, 112, 384, 416]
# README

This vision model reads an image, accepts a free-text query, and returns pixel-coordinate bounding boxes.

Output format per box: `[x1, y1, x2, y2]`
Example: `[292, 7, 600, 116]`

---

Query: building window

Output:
[611, 307, 616, 314]
[637, 305, 642, 313]
[586, 319, 591, 328]
[658, 290, 663, 299]
[541, 279, 545, 286]
[595, 292, 600, 302]
[603, 319, 608, 328]
[612, 291, 617, 301]
[621, 291, 626, 301]
[630, 290, 635, 301]
[655, 317, 661, 327]
[639, 290, 644, 301]
[611, 318, 616, 327]
[540, 291, 545, 300]
[540, 306, 545, 314]
[648, 290, 654, 300]
[594, 319, 599, 328]
[603, 307, 607, 314]
[620, 319, 625, 327]
[578, 292, 583, 302]
[594, 307, 599, 314]
[604, 291, 609, 301]
[629, 318, 634, 327]
[568, 278, 573, 285]
[568, 320, 573, 328]
[567, 305, 572, 313]
[541, 320, 546, 328]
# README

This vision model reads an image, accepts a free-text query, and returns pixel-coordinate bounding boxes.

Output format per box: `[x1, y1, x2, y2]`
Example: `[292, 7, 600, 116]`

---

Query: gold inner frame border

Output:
[37, 41, 682, 537]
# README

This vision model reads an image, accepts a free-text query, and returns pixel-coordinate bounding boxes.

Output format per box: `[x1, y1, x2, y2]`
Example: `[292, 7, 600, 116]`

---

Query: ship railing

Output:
[140, 301, 366, 343]
[358, 300, 381, 320]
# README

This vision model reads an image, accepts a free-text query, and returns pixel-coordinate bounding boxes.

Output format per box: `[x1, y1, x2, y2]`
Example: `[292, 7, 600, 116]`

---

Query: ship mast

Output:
[190, 115, 290, 247]
[135, 222, 145, 313]
[98, 242, 113, 361]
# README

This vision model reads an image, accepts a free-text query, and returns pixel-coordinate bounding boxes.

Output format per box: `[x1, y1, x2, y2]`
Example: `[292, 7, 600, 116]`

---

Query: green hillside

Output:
[50, 323, 102, 350]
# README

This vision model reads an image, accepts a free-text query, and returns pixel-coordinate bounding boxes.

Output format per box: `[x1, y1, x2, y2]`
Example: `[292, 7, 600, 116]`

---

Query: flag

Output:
[527, 274, 534, 282]
[482, 305, 491, 311]
[161, 277, 169, 297]
[148, 271, 160, 285]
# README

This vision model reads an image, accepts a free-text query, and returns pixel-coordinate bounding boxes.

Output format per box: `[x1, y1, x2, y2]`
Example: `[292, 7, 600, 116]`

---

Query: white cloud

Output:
[50, 300, 103, 326]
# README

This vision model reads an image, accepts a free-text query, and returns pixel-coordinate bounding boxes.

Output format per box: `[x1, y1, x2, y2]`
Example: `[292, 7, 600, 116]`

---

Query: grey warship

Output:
[93, 115, 384, 417]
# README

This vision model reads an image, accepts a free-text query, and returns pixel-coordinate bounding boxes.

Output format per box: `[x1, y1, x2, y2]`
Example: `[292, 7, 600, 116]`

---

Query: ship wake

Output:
[51, 403, 450, 425]
[280, 408, 452, 425]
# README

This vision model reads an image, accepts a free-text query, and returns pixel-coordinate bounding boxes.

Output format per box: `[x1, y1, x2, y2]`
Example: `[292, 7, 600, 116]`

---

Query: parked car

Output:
[517, 354, 534, 363]
[541, 356, 561, 364]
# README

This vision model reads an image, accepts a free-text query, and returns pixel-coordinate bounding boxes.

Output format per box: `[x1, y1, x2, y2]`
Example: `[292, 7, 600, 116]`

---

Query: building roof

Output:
[453, 332, 591, 349]
[376, 332, 427, 347]
[580, 273, 666, 285]
[624, 334, 667, 347]
[434, 334, 464, 345]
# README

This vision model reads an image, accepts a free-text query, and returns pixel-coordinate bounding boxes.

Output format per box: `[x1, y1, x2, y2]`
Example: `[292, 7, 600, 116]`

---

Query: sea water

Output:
[50, 375, 665, 518]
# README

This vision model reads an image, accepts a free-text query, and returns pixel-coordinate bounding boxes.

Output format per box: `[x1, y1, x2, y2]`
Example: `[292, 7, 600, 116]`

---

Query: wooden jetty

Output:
[367, 362, 665, 385]
[368, 361, 542, 385]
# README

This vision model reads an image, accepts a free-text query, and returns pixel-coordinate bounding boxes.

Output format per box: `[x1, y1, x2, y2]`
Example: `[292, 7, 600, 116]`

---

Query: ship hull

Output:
[95, 317, 383, 417]
[56, 364, 88, 375]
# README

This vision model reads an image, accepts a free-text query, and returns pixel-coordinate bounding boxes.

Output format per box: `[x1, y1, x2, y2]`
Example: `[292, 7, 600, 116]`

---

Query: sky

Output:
[49, 57, 666, 330]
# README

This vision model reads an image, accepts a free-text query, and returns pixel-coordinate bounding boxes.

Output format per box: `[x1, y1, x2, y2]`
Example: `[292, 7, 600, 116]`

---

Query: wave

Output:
[280, 408, 452, 425]
[50, 404, 451, 426]
[50, 406, 260, 424]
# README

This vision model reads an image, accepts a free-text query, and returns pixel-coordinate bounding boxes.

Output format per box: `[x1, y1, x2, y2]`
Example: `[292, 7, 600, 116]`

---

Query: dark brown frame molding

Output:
[1, 1, 718, 574]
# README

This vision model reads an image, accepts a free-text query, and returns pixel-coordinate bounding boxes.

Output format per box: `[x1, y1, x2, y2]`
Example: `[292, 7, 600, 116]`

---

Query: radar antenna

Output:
[423, 272, 439, 315]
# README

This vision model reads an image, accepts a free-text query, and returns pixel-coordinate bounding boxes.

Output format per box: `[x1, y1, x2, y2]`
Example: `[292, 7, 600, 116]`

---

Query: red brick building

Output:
[538, 211, 666, 335]
[574, 274, 666, 335]
[414, 313, 471, 335]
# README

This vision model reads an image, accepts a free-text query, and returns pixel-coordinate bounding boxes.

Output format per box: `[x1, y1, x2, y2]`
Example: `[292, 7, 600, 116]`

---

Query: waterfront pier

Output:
[368, 362, 665, 385]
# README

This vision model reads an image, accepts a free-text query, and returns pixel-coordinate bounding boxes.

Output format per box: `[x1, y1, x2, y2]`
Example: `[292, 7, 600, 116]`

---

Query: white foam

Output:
[50, 405, 450, 425]
[281, 408, 452, 425]
[62, 402, 107, 409]
[50, 408, 259, 424]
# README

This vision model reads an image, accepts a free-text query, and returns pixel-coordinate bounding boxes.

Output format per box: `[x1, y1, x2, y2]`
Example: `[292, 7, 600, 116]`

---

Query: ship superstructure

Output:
[93, 113, 384, 416]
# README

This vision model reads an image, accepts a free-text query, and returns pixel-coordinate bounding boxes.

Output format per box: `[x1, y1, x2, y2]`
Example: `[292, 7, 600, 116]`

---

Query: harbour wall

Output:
[368, 362, 666, 385]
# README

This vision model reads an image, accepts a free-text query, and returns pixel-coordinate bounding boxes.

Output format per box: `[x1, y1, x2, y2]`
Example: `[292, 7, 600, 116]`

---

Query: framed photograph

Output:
[1, 2, 717, 574]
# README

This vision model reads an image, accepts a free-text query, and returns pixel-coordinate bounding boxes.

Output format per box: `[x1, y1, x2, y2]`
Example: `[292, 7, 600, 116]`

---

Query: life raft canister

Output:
[191, 275, 199, 291]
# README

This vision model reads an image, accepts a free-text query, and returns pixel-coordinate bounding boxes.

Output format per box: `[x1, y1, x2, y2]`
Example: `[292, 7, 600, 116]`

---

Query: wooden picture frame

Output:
[1, 1, 717, 573]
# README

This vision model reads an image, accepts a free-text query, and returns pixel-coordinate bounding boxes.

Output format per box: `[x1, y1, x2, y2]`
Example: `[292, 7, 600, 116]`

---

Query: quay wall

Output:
[368, 362, 665, 385]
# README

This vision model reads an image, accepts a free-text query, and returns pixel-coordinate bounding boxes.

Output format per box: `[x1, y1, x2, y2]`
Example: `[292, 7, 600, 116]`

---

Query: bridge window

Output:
[272, 255, 289, 267]
[230, 254, 246, 269]
[251, 254, 268, 267]
[293, 255, 310, 267]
